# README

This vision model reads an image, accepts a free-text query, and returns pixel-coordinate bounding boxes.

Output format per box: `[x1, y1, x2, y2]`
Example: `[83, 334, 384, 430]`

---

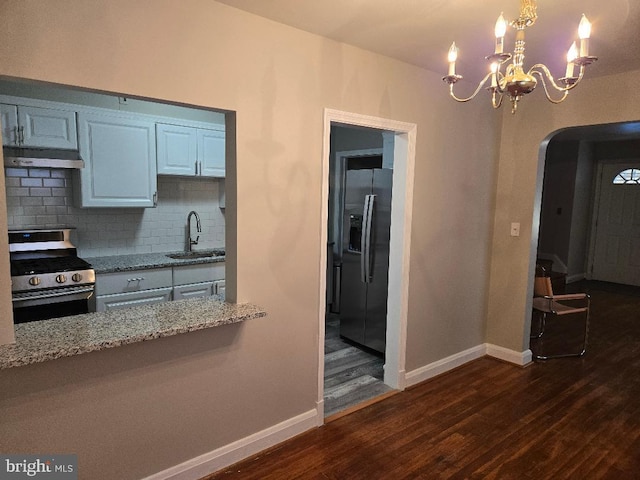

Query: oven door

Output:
[12, 286, 94, 323]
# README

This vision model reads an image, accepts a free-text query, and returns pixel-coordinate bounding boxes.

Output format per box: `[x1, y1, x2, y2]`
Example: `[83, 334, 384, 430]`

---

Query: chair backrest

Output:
[534, 265, 554, 297]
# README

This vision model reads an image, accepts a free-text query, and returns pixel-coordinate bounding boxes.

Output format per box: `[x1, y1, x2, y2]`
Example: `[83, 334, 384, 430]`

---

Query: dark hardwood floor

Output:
[203, 282, 640, 479]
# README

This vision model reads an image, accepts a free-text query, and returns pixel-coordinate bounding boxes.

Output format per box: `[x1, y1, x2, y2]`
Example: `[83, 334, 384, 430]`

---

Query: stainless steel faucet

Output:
[187, 210, 202, 251]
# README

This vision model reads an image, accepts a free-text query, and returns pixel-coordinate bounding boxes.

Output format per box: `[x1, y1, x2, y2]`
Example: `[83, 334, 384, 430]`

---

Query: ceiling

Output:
[216, 0, 640, 84]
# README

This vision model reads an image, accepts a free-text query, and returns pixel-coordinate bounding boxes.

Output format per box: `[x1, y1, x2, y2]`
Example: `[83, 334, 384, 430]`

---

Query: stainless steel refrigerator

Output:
[339, 165, 393, 355]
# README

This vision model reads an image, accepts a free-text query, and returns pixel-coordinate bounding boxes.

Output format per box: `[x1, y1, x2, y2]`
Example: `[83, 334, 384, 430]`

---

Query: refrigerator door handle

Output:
[361, 194, 375, 284]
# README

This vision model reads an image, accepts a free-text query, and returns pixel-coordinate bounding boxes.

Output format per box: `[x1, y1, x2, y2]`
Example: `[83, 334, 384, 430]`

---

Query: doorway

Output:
[535, 122, 640, 295]
[318, 109, 416, 422]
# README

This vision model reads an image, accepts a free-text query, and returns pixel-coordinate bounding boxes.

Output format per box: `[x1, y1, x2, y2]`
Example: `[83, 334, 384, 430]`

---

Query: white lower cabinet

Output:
[173, 281, 215, 300]
[94, 263, 225, 312]
[172, 262, 224, 300]
[94, 267, 172, 312]
[213, 279, 225, 297]
[96, 288, 173, 311]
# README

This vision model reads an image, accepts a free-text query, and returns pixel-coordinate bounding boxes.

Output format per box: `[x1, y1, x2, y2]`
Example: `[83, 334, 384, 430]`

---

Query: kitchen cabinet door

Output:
[0, 104, 17, 146]
[96, 287, 173, 312]
[173, 263, 224, 285]
[76, 112, 157, 207]
[1, 103, 77, 149]
[173, 281, 215, 300]
[156, 123, 198, 175]
[198, 128, 225, 177]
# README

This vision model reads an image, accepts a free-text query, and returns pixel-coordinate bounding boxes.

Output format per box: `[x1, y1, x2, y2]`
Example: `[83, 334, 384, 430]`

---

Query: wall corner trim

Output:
[142, 409, 319, 480]
[486, 344, 533, 366]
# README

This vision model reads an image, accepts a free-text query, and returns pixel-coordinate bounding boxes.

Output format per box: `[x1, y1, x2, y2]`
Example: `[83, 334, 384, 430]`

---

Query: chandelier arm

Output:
[491, 89, 504, 109]
[531, 69, 570, 104]
[529, 64, 584, 92]
[448, 72, 493, 102]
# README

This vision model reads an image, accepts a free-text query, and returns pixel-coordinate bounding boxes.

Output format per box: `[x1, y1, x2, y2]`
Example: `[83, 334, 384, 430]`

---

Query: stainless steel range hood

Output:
[3, 147, 84, 169]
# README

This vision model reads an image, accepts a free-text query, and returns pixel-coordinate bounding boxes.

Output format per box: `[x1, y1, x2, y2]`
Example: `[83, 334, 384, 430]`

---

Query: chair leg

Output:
[530, 310, 546, 339]
[532, 310, 589, 361]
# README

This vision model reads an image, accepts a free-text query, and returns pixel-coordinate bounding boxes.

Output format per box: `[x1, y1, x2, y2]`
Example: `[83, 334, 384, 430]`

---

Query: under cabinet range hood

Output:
[3, 147, 84, 169]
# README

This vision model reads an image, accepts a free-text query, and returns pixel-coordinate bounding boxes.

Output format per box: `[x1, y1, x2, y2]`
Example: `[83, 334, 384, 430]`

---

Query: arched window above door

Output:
[613, 168, 640, 184]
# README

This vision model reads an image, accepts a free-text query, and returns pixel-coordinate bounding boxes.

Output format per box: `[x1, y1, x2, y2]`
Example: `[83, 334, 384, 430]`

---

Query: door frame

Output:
[317, 109, 416, 423]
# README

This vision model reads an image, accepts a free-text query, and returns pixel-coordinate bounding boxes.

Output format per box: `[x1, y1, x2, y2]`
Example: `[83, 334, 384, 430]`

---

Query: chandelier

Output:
[442, 0, 597, 113]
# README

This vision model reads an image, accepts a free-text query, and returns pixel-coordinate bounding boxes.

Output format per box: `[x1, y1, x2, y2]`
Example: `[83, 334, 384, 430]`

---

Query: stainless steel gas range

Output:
[9, 228, 95, 323]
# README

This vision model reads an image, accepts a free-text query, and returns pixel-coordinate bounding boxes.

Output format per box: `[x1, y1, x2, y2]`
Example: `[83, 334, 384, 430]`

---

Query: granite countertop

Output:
[0, 297, 266, 370]
[86, 249, 225, 274]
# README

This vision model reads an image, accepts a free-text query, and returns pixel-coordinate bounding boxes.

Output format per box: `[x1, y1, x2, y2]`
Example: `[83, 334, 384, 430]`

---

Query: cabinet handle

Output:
[18, 125, 25, 145]
[153, 192, 157, 207]
[127, 277, 145, 283]
[199, 161, 202, 176]
[195, 161, 199, 176]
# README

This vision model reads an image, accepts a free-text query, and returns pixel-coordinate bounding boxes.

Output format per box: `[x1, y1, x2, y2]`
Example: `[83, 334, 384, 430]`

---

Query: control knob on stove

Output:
[56, 274, 67, 284]
[29, 276, 41, 286]
[72, 273, 83, 283]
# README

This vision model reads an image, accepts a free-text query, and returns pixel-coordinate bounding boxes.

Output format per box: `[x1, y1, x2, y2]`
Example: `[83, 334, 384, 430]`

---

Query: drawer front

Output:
[95, 267, 172, 295]
[96, 287, 173, 312]
[173, 263, 224, 285]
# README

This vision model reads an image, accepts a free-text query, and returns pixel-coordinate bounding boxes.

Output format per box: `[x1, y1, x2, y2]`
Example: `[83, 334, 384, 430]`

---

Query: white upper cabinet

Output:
[75, 111, 157, 208]
[157, 123, 225, 178]
[198, 128, 225, 177]
[1, 103, 77, 149]
[156, 123, 198, 176]
[0, 104, 18, 145]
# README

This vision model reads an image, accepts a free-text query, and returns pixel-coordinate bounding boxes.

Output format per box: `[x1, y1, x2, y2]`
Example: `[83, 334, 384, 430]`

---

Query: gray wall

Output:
[0, 2, 499, 479]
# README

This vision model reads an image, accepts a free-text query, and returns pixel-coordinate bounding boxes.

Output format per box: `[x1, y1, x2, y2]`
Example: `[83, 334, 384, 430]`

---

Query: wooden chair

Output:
[531, 265, 590, 360]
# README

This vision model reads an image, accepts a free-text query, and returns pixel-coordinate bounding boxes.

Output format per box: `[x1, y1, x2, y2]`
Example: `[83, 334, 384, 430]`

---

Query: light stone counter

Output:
[86, 249, 225, 274]
[0, 298, 266, 370]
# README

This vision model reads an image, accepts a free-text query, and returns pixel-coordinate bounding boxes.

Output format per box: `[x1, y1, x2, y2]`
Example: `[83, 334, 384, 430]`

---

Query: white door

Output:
[591, 162, 640, 285]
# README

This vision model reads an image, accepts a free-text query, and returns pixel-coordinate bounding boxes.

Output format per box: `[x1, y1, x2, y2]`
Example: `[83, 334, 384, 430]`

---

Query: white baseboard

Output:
[143, 409, 319, 480]
[405, 343, 532, 388]
[404, 345, 486, 388]
[485, 343, 532, 366]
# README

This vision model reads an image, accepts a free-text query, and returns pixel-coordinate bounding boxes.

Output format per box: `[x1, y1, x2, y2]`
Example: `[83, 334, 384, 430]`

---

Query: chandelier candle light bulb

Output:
[448, 42, 458, 75]
[495, 13, 507, 54]
[578, 14, 591, 57]
[491, 62, 499, 87]
[566, 42, 578, 78]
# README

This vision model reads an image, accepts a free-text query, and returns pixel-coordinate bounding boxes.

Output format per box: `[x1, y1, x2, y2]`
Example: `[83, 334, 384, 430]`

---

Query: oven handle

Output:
[12, 286, 95, 304]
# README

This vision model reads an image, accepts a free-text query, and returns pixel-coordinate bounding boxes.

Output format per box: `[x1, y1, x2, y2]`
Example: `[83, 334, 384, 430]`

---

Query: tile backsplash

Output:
[5, 167, 225, 257]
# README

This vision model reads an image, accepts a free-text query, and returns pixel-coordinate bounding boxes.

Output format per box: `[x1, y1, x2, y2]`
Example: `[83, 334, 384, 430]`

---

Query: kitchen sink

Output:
[166, 249, 225, 260]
